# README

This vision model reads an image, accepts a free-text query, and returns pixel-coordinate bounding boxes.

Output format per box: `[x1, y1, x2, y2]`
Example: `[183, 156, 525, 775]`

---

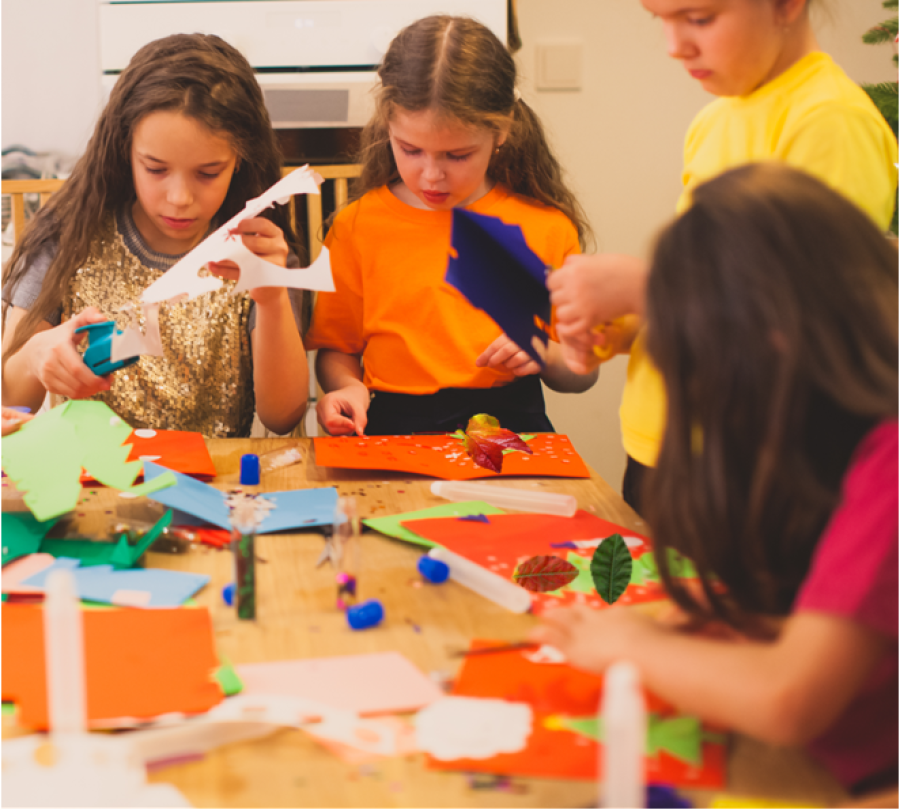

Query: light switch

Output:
[535, 40, 583, 90]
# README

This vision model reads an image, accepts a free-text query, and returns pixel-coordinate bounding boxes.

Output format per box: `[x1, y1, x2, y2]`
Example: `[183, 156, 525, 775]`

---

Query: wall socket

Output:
[535, 40, 583, 90]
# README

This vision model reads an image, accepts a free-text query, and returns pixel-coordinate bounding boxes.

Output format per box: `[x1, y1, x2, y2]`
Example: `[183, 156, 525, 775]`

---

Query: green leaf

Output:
[590, 534, 633, 605]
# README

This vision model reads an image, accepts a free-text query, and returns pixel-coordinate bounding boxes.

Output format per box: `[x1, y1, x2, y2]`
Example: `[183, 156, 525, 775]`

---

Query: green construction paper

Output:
[362, 501, 505, 548]
[1, 512, 61, 565]
[40, 510, 173, 569]
[647, 714, 703, 766]
[2, 702, 15, 717]
[1, 401, 176, 522]
[214, 658, 244, 696]
[632, 549, 699, 586]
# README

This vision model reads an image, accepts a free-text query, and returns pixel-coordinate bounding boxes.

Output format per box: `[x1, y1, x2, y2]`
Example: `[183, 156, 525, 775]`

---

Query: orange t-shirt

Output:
[306, 184, 580, 395]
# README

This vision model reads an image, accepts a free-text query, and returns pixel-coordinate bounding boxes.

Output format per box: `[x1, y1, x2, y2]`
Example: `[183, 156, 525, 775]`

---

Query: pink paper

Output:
[2, 553, 55, 594]
[235, 652, 442, 716]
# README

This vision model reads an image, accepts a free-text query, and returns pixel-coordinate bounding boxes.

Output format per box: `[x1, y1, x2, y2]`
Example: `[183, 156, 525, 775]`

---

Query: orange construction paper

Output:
[428, 640, 726, 787]
[401, 511, 666, 614]
[314, 433, 590, 479]
[2, 604, 223, 729]
[81, 429, 216, 484]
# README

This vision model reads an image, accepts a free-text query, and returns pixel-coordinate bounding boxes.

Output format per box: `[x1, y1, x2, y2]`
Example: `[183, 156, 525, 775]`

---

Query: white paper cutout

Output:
[415, 696, 532, 760]
[140, 165, 328, 305]
[231, 244, 335, 294]
[567, 536, 644, 550]
[110, 302, 163, 364]
[521, 644, 567, 665]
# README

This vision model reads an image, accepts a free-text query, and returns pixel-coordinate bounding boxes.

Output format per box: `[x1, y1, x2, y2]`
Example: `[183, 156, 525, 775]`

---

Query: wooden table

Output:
[2, 437, 850, 808]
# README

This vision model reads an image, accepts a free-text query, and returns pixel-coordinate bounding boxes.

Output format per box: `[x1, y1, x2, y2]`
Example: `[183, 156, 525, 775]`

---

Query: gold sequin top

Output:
[62, 214, 255, 437]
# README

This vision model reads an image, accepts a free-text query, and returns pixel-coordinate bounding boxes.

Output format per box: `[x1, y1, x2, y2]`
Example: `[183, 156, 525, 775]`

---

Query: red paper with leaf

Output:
[314, 433, 589, 479]
[401, 511, 690, 614]
[81, 429, 217, 484]
[427, 640, 726, 787]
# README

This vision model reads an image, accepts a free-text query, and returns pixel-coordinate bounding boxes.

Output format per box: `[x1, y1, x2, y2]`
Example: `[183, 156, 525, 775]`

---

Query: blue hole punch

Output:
[75, 321, 140, 376]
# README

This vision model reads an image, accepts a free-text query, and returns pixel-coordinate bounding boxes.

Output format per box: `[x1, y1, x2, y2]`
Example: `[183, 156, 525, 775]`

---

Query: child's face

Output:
[388, 108, 504, 211]
[641, 0, 797, 97]
[130, 111, 237, 254]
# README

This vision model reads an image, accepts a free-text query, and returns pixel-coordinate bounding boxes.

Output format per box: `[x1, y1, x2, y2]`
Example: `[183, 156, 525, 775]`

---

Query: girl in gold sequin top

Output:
[1, 34, 309, 437]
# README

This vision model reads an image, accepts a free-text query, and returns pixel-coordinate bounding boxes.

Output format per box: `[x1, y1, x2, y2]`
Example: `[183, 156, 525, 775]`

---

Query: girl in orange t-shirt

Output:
[306, 15, 598, 436]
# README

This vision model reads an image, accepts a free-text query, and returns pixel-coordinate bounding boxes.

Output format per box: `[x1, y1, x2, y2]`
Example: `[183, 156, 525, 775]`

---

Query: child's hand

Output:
[547, 254, 648, 373]
[475, 334, 541, 377]
[528, 604, 659, 674]
[26, 307, 113, 399]
[1, 407, 34, 436]
[208, 217, 290, 306]
[317, 386, 369, 436]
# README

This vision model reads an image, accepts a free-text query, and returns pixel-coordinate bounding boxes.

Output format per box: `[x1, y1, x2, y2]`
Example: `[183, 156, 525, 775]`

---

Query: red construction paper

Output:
[81, 429, 216, 483]
[314, 433, 590, 479]
[428, 640, 726, 787]
[401, 511, 666, 613]
[2, 604, 223, 729]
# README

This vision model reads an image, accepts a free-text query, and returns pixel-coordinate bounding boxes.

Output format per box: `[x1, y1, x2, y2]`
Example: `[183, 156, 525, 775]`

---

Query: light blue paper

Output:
[142, 462, 338, 533]
[22, 557, 210, 607]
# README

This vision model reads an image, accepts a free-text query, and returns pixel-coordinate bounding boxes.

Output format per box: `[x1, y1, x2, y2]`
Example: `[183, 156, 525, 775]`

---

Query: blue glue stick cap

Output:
[646, 785, 693, 809]
[346, 599, 384, 630]
[418, 555, 450, 584]
[240, 454, 260, 486]
[222, 582, 235, 606]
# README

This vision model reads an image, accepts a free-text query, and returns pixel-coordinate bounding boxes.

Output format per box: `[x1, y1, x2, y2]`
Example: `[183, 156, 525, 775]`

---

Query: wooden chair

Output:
[2, 178, 66, 244]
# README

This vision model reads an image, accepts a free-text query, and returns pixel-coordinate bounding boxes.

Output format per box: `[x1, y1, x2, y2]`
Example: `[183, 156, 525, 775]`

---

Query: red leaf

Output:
[462, 434, 504, 473]
[512, 555, 579, 593]
[458, 413, 534, 473]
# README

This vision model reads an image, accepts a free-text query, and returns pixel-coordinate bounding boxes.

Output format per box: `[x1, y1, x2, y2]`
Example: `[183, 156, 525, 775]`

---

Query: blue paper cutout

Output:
[141, 462, 338, 533]
[458, 514, 491, 524]
[21, 557, 209, 607]
[550, 541, 578, 549]
[445, 209, 551, 366]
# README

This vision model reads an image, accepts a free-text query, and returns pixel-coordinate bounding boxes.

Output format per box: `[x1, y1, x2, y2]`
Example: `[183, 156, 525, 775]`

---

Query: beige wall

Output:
[517, 0, 898, 490]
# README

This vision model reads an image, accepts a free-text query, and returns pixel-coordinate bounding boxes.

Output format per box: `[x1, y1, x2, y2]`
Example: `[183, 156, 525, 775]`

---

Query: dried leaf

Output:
[590, 534, 633, 605]
[456, 413, 533, 473]
[512, 555, 579, 593]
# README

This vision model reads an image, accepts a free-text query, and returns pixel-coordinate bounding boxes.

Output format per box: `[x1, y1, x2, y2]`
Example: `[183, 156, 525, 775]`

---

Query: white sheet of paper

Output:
[415, 696, 533, 760]
[140, 165, 329, 305]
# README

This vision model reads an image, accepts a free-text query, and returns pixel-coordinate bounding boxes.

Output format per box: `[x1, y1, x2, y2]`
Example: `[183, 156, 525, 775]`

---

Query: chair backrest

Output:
[2, 178, 66, 243]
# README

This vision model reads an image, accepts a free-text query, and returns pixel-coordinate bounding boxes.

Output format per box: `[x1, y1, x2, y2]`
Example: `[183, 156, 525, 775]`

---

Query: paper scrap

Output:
[236, 651, 443, 716]
[142, 461, 336, 533]
[415, 696, 532, 760]
[446, 208, 551, 366]
[362, 501, 505, 548]
[1, 512, 60, 565]
[110, 301, 164, 364]
[141, 166, 333, 305]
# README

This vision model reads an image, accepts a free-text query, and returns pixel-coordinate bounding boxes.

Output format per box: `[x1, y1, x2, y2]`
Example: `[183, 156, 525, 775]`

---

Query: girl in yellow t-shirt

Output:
[307, 15, 598, 436]
[547, 0, 898, 513]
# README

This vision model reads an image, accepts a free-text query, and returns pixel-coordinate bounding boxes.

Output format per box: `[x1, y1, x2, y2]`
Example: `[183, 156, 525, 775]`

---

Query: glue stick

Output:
[431, 480, 577, 517]
[427, 547, 532, 613]
[44, 569, 87, 736]
[229, 497, 259, 620]
[334, 496, 361, 610]
[601, 661, 646, 808]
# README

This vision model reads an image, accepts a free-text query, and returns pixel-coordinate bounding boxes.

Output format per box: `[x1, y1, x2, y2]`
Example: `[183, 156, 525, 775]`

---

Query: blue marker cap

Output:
[346, 599, 384, 630]
[222, 582, 235, 606]
[240, 454, 261, 486]
[646, 785, 693, 809]
[417, 555, 450, 584]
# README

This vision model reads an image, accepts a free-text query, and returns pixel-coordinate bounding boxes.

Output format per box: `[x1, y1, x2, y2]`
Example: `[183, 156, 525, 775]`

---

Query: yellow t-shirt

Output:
[622, 51, 899, 467]
[306, 184, 580, 394]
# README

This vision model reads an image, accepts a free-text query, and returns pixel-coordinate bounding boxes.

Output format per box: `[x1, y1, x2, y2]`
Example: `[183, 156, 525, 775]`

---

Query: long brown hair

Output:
[351, 15, 593, 250]
[2, 33, 301, 359]
[644, 163, 898, 627]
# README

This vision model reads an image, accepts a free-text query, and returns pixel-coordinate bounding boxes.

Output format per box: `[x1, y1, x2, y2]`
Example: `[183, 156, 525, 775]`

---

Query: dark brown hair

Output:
[644, 163, 898, 627]
[2, 33, 301, 359]
[350, 15, 593, 250]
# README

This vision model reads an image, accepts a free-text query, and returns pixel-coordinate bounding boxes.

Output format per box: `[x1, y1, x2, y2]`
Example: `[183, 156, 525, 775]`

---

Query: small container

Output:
[240, 454, 261, 486]
[346, 598, 384, 630]
[222, 582, 235, 606]
[417, 555, 450, 584]
[431, 480, 577, 517]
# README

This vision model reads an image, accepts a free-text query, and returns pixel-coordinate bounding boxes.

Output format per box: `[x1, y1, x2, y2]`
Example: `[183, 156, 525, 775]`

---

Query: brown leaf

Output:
[512, 555, 579, 593]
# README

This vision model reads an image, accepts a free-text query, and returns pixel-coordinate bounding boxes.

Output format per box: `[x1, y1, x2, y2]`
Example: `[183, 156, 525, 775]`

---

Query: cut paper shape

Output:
[235, 651, 443, 716]
[426, 639, 726, 788]
[315, 433, 590, 480]
[416, 696, 532, 760]
[22, 558, 209, 608]
[2, 604, 223, 729]
[142, 461, 337, 532]
[110, 300, 164, 364]
[362, 501, 505, 548]
[400, 511, 668, 614]
[40, 509, 172, 569]
[2, 553, 57, 594]
[459, 513, 491, 524]
[1, 512, 60, 565]
[1, 401, 176, 521]
[82, 428, 217, 483]
[308, 715, 418, 764]
[141, 166, 333, 305]
[446, 208, 550, 366]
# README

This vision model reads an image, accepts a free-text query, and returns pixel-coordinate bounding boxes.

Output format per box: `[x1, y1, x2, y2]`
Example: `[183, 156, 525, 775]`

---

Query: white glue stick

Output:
[431, 480, 577, 517]
[427, 547, 532, 613]
[44, 568, 87, 736]
[601, 660, 646, 809]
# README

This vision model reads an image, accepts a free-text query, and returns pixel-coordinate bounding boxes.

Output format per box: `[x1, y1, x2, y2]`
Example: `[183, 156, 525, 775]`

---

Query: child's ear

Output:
[775, 0, 809, 26]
